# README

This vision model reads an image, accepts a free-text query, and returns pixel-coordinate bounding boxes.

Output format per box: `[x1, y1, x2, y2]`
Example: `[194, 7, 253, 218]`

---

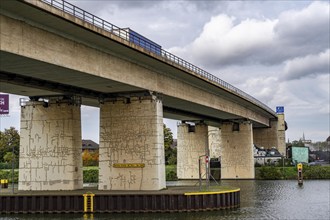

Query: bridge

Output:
[0, 0, 286, 191]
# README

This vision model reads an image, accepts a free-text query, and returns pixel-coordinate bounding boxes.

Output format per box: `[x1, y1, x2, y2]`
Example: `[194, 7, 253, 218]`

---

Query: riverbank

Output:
[1, 165, 329, 183]
[255, 165, 330, 180]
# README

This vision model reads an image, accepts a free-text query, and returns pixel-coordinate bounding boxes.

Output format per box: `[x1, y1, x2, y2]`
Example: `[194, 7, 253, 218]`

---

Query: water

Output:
[1, 180, 329, 220]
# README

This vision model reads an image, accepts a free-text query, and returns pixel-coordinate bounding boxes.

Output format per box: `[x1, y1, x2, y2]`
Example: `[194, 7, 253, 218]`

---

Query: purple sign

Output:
[0, 94, 9, 114]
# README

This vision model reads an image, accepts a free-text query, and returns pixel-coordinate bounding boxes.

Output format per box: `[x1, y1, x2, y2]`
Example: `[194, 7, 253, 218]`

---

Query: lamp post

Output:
[11, 142, 15, 194]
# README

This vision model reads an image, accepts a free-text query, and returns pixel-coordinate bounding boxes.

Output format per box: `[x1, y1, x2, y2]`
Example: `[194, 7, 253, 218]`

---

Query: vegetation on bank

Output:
[0, 166, 176, 183]
[1, 165, 329, 184]
[253, 165, 330, 180]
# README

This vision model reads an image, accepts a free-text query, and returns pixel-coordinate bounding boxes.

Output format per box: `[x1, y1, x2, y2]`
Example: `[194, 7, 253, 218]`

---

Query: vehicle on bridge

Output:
[113, 28, 162, 55]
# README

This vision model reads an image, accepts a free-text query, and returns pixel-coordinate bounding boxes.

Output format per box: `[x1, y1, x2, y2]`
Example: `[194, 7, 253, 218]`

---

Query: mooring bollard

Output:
[0, 179, 9, 188]
[297, 163, 303, 186]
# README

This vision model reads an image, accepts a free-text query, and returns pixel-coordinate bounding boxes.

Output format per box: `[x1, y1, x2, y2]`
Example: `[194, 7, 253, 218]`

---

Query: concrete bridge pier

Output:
[18, 96, 83, 191]
[253, 113, 286, 156]
[177, 122, 208, 179]
[98, 94, 165, 190]
[220, 121, 255, 179]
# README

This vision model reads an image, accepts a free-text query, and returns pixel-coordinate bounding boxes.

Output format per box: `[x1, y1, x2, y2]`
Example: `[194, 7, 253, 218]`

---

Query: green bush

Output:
[165, 165, 177, 181]
[0, 169, 18, 183]
[304, 166, 330, 179]
[83, 168, 99, 183]
[0, 168, 100, 184]
[0, 162, 18, 169]
[166, 170, 178, 181]
[280, 167, 297, 179]
[256, 166, 330, 180]
[258, 166, 283, 180]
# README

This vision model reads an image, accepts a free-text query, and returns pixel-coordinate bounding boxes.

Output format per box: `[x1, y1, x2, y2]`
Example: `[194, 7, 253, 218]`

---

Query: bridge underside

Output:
[0, 52, 267, 128]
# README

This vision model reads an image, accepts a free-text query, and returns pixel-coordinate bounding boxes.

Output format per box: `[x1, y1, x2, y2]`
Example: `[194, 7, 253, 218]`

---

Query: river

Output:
[1, 180, 329, 220]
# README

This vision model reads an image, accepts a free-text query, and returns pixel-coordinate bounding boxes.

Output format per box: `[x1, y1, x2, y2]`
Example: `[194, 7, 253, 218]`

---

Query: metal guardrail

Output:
[40, 0, 275, 115]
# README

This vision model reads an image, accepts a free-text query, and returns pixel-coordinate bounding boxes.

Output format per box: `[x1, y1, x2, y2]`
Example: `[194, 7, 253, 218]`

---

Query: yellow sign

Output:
[113, 163, 145, 168]
[297, 163, 303, 170]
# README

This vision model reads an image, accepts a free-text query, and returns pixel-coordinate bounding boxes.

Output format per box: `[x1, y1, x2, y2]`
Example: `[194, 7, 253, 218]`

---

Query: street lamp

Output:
[11, 142, 15, 194]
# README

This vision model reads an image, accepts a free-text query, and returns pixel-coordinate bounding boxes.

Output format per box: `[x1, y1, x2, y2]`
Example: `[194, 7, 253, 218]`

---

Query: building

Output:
[82, 139, 99, 152]
[288, 146, 309, 164]
[254, 145, 282, 166]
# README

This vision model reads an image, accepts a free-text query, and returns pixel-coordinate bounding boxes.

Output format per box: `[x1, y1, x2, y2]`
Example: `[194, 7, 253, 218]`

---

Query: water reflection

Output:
[2, 180, 329, 220]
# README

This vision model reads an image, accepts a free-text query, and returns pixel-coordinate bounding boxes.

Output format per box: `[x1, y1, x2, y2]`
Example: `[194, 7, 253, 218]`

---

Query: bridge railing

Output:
[40, 0, 275, 115]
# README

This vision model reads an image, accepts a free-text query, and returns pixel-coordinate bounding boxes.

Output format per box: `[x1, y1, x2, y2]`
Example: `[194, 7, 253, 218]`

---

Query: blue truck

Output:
[113, 28, 162, 56]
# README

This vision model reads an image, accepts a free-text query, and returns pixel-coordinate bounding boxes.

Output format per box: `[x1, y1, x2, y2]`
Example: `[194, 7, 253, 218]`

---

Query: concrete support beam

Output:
[18, 98, 83, 190]
[177, 123, 208, 179]
[98, 95, 165, 190]
[221, 121, 254, 179]
[253, 114, 286, 156]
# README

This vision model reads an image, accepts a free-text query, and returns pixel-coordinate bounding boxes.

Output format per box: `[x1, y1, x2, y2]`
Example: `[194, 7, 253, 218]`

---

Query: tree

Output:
[164, 124, 173, 150]
[0, 127, 20, 163]
[3, 152, 16, 163]
[164, 124, 176, 165]
[82, 150, 99, 166]
[292, 139, 305, 147]
[312, 141, 329, 151]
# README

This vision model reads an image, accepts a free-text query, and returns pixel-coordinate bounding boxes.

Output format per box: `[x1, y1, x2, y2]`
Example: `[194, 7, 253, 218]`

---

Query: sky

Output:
[0, 0, 329, 143]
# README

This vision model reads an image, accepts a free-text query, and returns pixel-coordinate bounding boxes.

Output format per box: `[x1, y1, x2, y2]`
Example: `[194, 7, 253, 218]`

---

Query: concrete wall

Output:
[98, 95, 165, 190]
[221, 122, 254, 179]
[177, 123, 208, 179]
[19, 100, 83, 190]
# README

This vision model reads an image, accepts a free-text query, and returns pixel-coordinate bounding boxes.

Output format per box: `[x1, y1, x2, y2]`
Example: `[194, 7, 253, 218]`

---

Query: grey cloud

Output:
[272, 1, 330, 62]
[176, 1, 330, 69]
[282, 49, 330, 80]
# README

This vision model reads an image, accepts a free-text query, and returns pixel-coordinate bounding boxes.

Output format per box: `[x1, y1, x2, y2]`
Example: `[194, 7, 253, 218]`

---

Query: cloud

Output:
[241, 77, 279, 105]
[282, 49, 330, 80]
[272, 74, 329, 114]
[170, 1, 329, 68]
[274, 1, 329, 50]
[271, 1, 330, 63]
[171, 15, 277, 67]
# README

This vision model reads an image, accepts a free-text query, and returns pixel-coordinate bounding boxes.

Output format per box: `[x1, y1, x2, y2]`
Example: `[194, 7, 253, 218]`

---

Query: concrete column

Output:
[208, 126, 221, 159]
[19, 98, 83, 190]
[98, 95, 165, 190]
[221, 121, 254, 179]
[177, 123, 208, 179]
[253, 114, 286, 156]
[277, 114, 286, 156]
